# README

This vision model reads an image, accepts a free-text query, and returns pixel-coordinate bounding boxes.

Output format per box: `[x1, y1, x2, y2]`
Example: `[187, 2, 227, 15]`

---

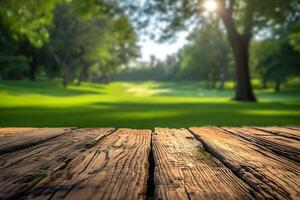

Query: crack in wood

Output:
[190, 127, 299, 200]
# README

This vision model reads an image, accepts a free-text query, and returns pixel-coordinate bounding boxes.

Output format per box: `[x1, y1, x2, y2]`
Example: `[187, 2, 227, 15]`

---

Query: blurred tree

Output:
[84, 16, 139, 84]
[290, 32, 300, 52]
[180, 20, 229, 89]
[288, 21, 300, 53]
[164, 53, 182, 81]
[49, 4, 87, 86]
[0, 0, 58, 47]
[47, 3, 138, 86]
[0, 22, 28, 80]
[0, 0, 59, 80]
[256, 40, 300, 92]
[255, 22, 300, 92]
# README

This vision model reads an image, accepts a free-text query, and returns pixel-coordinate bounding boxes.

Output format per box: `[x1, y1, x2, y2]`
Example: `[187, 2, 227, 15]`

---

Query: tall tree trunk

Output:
[221, 9, 256, 102]
[231, 36, 256, 101]
[54, 55, 70, 87]
[212, 79, 216, 89]
[63, 63, 69, 87]
[78, 65, 89, 85]
[211, 74, 217, 89]
[275, 81, 281, 92]
[262, 78, 268, 89]
[100, 74, 110, 84]
[29, 55, 37, 81]
[220, 53, 228, 90]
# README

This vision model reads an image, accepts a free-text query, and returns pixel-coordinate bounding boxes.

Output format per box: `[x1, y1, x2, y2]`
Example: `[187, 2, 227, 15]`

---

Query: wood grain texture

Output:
[26, 128, 151, 200]
[190, 127, 300, 200]
[0, 128, 114, 199]
[0, 127, 299, 200]
[286, 126, 300, 131]
[0, 128, 72, 154]
[254, 127, 300, 141]
[223, 127, 300, 163]
[0, 128, 37, 136]
[153, 128, 256, 200]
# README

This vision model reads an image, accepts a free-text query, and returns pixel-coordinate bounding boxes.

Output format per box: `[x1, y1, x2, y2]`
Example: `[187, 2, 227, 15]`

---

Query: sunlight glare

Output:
[203, 0, 218, 12]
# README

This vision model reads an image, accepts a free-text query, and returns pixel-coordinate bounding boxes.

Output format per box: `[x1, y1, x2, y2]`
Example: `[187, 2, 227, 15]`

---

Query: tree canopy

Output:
[0, 0, 139, 85]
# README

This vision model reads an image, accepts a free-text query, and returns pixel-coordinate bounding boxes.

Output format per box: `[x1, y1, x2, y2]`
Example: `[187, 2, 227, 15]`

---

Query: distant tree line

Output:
[112, 54, 181, 82]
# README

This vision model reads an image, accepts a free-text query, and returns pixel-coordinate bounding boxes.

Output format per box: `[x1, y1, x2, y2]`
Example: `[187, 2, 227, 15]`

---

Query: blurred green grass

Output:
[0, 80, 299, 128]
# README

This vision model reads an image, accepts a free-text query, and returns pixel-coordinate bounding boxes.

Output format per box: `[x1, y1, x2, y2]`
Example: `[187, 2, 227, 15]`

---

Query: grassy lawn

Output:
[0, 80, 299, 128]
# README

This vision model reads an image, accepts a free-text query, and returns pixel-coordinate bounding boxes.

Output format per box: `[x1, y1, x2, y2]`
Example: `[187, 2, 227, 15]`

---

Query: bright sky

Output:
[139, 31, 189, 62]
[138, 0, 219, 62]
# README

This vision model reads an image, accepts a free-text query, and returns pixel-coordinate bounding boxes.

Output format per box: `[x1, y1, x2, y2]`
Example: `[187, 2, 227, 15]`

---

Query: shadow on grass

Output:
[0, 81, 104, 97]
[0, 101, 299, 128]
[139, 81, 300, 101]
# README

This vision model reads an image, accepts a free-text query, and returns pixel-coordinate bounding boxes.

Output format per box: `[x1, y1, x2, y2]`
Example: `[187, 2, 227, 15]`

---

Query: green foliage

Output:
[179, 20, 230, 88]
[253, 21, 300, 91]
[255, 39, 300, 91]
[0, 22, 30, 80]
[136, 0, 300, 39]
[288, 20, 300, 52]
[289, 32, 300, 52]
[0, 0, 139, 84]
[0, 0, 57, 47]
[44, 1, 138, 85]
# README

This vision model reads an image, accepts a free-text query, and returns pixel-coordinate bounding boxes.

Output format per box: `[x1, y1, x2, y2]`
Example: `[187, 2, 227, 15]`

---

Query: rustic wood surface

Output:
[0, 128, 114, 199]
[223, 127, 300, 163]
[152, 128, 257, 200]
[190, 127, 300, 200]
[0, 128, 37, 135]
[0, 128, 72, 154]
[28, 128, 152, 200]
[254, 127, 300, 141]
[0, 126, 299, 200]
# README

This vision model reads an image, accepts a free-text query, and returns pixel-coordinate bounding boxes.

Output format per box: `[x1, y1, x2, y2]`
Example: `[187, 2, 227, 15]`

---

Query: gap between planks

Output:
[152, 128, 258, 200]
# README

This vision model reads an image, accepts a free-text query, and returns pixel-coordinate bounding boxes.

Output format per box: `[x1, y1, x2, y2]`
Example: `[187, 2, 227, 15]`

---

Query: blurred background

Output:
[0, 0, 299, 128]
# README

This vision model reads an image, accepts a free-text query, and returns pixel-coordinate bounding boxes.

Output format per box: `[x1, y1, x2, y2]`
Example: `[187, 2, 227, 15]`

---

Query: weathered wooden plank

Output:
[26, 128, 151, 200]
[0, 128, 72, 154]
[153, 128, 257, 200]
[0, 128, 37, 136]
[222, 127, 300, 163]
[190, 127, 300, 200]
[286, 126, 300, 131]
[0, 128, 38, 148]
[254, 127, 300, 141]
[0, 128, 114, 199]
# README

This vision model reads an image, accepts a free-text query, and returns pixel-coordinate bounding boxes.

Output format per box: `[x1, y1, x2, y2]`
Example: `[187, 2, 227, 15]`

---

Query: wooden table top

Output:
[0, 126, 299, 200]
